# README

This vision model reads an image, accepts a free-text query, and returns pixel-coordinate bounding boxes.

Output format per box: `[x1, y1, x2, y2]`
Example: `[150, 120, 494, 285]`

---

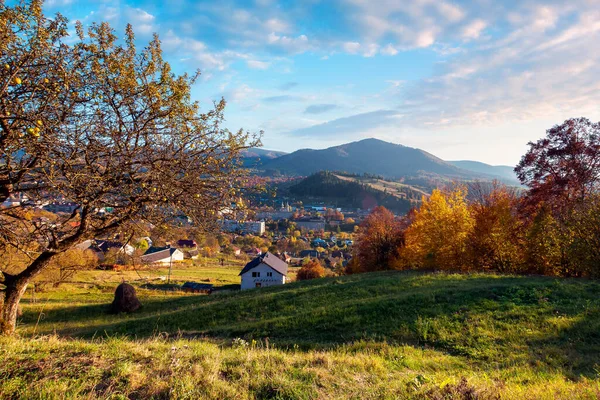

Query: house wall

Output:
[241, 262, 286, 290]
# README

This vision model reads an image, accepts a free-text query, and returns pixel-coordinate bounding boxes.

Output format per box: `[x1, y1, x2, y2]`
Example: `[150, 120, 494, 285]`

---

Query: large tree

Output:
[351, 206, 404, 273]
[515, 117, 600, 208]
[0, 1, 259, 334]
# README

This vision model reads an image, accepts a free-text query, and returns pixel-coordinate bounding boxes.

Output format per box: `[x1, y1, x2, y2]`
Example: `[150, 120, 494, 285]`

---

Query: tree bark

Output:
[0, 251, 56, 335]
[0, 276, 28, 335]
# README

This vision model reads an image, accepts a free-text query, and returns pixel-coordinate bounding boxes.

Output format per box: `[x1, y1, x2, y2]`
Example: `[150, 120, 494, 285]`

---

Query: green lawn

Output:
[3, 269, 600, 399]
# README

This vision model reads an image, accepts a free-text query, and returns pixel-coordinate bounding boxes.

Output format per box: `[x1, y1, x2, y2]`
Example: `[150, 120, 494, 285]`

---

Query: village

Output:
[1, 194, 363, 295]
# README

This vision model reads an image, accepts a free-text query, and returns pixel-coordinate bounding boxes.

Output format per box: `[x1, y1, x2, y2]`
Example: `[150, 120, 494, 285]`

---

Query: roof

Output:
[177, 239, 197, 248]
[97, 240, 128, 253]
[182, 282, 213, 290]
[144, 246, 172, 255]
[142, 247, 181, 263]
[299, 249, 320, 258]
[239, 252, 288, 276]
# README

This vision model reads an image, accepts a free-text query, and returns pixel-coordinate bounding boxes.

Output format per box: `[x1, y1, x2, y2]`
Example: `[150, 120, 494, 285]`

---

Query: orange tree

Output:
[466, 182, 524, 273]
[296, 259, 326, 281]
[352, 206, 404, 272]
[0, 1, 259, 334]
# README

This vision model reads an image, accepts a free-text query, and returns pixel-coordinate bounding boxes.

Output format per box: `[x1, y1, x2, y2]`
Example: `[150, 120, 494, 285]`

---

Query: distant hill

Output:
[260, 138, 485, 180]
[448, 160, 519, 183]
[241, 147, 287, 168]
[287, 171, 417, 213]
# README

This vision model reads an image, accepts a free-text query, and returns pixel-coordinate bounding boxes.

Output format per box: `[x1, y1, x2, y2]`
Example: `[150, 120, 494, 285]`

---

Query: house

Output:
[73, 239, 105, 261]
[221, 220, 266, 235]
[239, 252, 288, 290]
[96, 240, 135, 256]
[141, 246, 184, 265]
[295, 217, 326, 232]
[176, 239, 197, 249]
[299, 249, 322, 259]
[245, 247, 262, 257]
[43, 201, 79, 214]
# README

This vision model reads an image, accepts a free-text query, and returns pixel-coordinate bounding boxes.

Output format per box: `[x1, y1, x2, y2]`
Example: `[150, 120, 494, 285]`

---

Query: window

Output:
[252, 272, 260, 277]
[267, 272, 273, 277]
[255, 283, 262, 288]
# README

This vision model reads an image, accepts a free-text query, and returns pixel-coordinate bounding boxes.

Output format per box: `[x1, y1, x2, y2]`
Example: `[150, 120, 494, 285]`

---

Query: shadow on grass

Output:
[18, 270, 600, 377]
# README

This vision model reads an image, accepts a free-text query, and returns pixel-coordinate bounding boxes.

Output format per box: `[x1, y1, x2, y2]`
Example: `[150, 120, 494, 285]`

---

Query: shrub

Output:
[296, 260, 326, 281]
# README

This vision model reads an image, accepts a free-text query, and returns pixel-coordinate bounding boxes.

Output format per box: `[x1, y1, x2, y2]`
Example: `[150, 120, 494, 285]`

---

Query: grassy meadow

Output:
[2, 265, 600, 398]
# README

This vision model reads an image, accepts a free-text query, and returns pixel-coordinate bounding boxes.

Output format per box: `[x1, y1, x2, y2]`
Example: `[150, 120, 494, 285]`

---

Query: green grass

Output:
[4, 268, 600, 398]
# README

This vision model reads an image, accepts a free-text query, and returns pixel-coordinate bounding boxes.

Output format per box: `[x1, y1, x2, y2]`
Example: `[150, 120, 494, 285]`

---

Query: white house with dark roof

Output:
[239, 252, 288, 290]
[141, 246, 184, 265]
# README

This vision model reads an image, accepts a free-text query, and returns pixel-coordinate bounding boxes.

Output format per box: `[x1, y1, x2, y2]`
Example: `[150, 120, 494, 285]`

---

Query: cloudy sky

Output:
[44, 0, 600, 165]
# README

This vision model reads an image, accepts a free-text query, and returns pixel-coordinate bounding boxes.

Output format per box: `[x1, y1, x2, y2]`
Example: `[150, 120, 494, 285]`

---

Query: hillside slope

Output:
[449, 160, 518, 183]
[260, 138, 480, 179]
[241, 147, 287, 168]
[8, 271, 600, 399]
[286, 171, 418, 213]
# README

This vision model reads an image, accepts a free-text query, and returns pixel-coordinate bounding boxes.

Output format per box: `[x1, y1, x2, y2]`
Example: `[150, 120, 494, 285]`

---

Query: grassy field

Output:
[3, 268, 600, 398]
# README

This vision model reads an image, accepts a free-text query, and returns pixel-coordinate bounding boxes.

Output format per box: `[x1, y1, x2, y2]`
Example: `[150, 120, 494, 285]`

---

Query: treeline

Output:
[349, 118, 600, 278]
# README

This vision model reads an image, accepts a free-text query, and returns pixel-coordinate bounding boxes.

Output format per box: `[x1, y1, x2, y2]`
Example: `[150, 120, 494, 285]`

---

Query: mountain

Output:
[241, 148, 287, 159]
[448, 160, 518, 183]
[260, 138, 482, 180]
[241, 147, 287, 168]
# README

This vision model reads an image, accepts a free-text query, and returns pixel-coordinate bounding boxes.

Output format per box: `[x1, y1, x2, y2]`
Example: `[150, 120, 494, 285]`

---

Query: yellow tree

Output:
[0, 2, 259, 334]
[403, 187, 473, 270]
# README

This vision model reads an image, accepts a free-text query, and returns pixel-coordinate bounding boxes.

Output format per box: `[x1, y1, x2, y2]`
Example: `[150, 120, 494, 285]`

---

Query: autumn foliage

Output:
[296, 259, 326, 281]
[351, 118, 600, 278]
[350, 206, 404, 273]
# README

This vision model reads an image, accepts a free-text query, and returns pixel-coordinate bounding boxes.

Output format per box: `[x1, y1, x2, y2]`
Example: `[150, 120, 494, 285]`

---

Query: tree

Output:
[466, 182, 524, 273]
[296, 259, 326, 280]
[403, 187, 473, 270]
[524, 205, 568, 276]
[352, 206, 404, 273]
[515, 118, 600, 210]
[40, 248, 97, 287]
[0, 3, 258, 334]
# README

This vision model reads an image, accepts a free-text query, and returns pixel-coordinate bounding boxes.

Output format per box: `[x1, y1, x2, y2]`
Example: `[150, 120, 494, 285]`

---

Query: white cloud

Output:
[461, 19, 487, 40]
[381, 44, 399, 56]
[267, 32, 311, 53]
[342, 41, 361, 54]
[125, 8, 156, 35]
[247, 60, 271, 70]
[415, 30, 436, 47]
[437, 2, 465, 23]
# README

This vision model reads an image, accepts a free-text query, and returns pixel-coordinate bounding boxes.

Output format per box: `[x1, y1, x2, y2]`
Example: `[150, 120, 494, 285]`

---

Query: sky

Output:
[42, 0, 600, 166]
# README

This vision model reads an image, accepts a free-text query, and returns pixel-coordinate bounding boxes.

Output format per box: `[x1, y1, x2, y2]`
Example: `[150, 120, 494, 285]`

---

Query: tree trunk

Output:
[0, 277, 28, 335]
[1, 251, 57, 335]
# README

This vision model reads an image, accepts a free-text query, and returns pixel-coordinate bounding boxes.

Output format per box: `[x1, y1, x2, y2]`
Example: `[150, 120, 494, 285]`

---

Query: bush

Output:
[296, 260, 326, 281]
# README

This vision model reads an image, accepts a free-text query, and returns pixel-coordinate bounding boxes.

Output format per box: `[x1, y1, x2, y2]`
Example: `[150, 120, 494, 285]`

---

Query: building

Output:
[221, 220, 265, 235]
[176, 239, 197, 249]
[256, 211, 293, 220]
[239, 252, 288, 290]
[96, 240, 135, 256]
[43, 201, 79, 214]
[295, 217, 326, 232]
[141, 246, 184, 265]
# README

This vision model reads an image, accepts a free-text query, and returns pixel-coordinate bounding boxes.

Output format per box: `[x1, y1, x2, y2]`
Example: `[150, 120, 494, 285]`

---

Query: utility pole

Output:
[168, 250, 173, 284]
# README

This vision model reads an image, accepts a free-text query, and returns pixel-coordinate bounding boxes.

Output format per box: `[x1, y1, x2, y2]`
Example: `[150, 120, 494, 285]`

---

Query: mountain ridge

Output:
[258, 138, 517, 183]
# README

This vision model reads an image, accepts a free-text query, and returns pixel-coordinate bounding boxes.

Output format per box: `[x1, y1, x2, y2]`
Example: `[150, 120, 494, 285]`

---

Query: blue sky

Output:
[43, 0, 600, 165]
